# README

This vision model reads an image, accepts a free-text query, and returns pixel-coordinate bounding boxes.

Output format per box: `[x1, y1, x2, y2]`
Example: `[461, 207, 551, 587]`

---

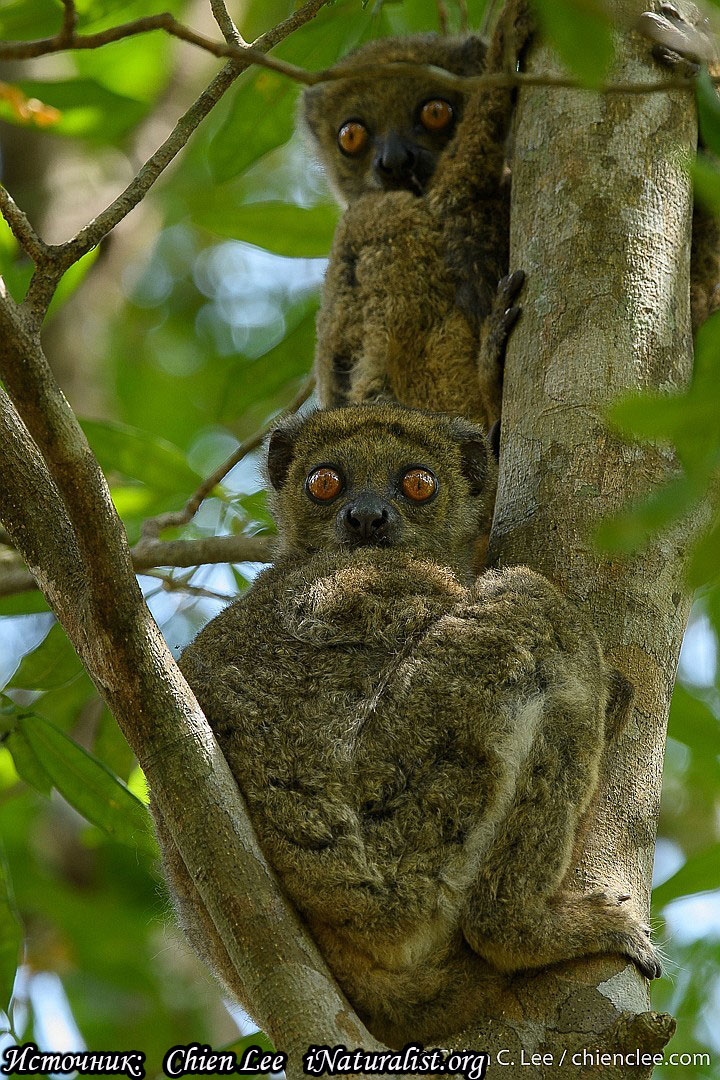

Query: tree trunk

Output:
[0, 1, 700, 1073]
[447, 2, 695, 1074]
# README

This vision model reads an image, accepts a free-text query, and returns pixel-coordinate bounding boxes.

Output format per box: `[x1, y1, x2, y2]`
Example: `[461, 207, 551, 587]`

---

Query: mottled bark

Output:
[449, 2, 695, 1074]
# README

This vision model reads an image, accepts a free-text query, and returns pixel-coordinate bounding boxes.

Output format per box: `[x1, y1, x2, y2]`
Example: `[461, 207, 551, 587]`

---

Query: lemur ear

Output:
[458, 34, 487, 72]
[447, 417, 491, 496]
[458, 438, 489, 495]
[267, 426, 298, 490]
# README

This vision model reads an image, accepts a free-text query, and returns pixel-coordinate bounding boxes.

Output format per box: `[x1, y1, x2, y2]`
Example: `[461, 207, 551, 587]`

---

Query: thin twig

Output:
[210, 0, 246, 47]
[436, 0, 450, 35]
[141, 375, 314, 540]
[143, 569, 234, 602]
[15, 0, 330, 320]
[458, 0, 469, 34]
[0, 187, 48, 262]
[60, 0, 77, 41]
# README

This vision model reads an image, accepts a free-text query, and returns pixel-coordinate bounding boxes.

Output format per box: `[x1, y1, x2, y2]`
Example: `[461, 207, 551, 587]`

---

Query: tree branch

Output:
[0, 388, 85, 626]
[0, 4, 392, 1061]
[132, 534, 272, 571]
[210, 0, 246, 47]
[60, 0, 77, 41]
[142, 570, 233, 602]
[13, 0, 331, 322]
[0, 14, 704, 93]
[0, 185, 48, 262]
[0, 534, 275, 600]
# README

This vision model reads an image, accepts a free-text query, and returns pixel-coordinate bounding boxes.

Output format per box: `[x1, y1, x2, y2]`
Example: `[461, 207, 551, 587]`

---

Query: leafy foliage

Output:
[0, 0, 718, 1067]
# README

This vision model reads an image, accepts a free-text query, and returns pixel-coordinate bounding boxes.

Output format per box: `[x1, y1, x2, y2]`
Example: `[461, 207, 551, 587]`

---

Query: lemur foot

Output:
[481, 270, 525, 373]
[579, 888, 663, 981]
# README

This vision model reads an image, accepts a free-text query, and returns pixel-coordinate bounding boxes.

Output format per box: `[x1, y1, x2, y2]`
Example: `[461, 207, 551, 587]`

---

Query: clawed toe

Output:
[621, 928, 663, 980]
[497, 270, 525, 308]
[635, 948, 663, 980]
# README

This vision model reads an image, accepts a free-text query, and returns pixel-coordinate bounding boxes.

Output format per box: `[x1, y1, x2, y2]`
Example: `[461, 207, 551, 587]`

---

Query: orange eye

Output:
[306, 467, 343, 502]
[401, 468, 437, 502]
[419, 99, 454, 132]
[338, 120, 368, 156]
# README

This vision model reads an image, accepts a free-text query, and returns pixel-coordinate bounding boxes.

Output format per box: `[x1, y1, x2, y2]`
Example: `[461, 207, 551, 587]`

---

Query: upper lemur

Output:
[303, 1, 720, 432]
[153, 405, 661, 1047]
[301, 2, 532, 431]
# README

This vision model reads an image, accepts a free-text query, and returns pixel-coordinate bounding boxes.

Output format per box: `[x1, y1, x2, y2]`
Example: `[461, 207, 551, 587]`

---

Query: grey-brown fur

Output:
[302, 3, 532, 431]
[153, 405, 660, 1046]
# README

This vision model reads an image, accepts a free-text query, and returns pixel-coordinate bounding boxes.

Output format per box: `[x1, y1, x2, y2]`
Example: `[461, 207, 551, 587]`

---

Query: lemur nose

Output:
[342, 497, 390, 541]
[375, 133, 415, 180]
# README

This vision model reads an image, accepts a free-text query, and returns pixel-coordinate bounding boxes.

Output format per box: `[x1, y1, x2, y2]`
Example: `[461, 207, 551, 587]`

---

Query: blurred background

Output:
[0, 0, 719, 1075]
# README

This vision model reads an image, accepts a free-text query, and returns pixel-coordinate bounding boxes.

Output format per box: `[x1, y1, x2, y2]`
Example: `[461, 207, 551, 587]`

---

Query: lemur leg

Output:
[462, 722, 661, 980]
[458, 569, 662, 980]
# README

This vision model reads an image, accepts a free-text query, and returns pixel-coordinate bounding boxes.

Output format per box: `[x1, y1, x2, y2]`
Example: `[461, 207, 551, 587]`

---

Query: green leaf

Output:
[224, 1031, 277, 1075]
[5, 729, 53, 796]
[235, 492, 275, 533]
[195, 201, 339, 257]
[0, 0, 60, 39]
[653, 842, 720, 907]
[9, 623, 83, 692]
[594, 475, 701, 554]
[0, 79, 146, 142]
[532, 0, 614, 88]
[18, 714, 155, 854]
[80, 418, 201, 494]
[696, 69, 720, 159]
[236, 0, 293, 42]
[692, 152, 720, 217]
[0, 591, 51, 616]
[608, 380, 720, 475]
[669, 684, 720, 761]
[608, 391, 687, 442]
[0, 217, 32, 303]
[208, 70, 298, 184]
[47, 248, 100, 320]
[692, 308, 720, 391]
[0, 844, 22, 1015]
[209, 2, 371, 183]
[220, 299, 317, 422]
[688, 512, 720, 588]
